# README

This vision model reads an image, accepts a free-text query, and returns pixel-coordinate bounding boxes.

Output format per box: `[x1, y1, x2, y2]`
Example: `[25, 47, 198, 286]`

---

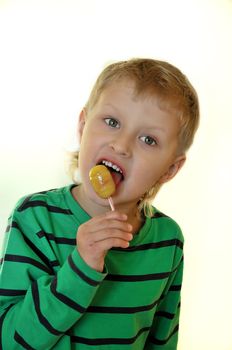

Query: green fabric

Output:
[0, 185, 184, 349]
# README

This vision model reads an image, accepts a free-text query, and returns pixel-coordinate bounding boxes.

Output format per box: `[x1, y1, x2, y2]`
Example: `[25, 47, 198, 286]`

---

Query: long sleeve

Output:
[0, 210, 106, 349]
[145, 256, 184, 349]
[1, 187, 185, 350]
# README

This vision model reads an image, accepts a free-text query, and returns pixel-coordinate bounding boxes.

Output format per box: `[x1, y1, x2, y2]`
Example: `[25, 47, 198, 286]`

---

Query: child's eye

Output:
[104, 117, 120, 128]
[140, 135, 157, 146]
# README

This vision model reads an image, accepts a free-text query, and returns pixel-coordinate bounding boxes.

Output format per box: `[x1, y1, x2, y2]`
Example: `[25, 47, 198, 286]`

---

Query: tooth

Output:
[101, 160, 123, 175]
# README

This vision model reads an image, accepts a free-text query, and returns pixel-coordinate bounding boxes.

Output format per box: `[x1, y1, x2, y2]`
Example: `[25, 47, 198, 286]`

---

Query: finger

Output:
[95, 210, 128, 223]
[94, 237, 131, 251]
[83, 214, 132, 234]
[90, 230, 133, 245]
[92, 219, 133, 233]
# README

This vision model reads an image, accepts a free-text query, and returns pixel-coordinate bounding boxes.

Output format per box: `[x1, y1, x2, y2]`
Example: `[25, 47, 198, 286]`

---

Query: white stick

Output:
[108, 197, 115, 211]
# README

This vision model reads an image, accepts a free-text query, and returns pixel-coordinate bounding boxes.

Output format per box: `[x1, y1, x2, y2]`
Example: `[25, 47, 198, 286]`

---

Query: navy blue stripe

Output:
[105, 257, 183, 282]
[71, 326, 150, 345]
[6, 220, 21, 232]
[37, 230, 76, 245]
[32, 281, 62, 336]
[18, 200, 73, 214]
[14, 332, 36, 350]
[155, 310, 175, 319]
[149, 324, 179, 345]
[151, 212, 168, 219]
[0, 288, 26, 296]
[3, 254, 53, 274]
[112, 239, 183, 252]
[105, 271, 171, 282]
[9, 222, 59, 270]
[169, 284, 181, 291]
[50, 277, 86, 313]
[68, 255, 100, 287]
[0, 304, 14, 349]
[88, 297, 160, 314]
[17, 190, 55, 211]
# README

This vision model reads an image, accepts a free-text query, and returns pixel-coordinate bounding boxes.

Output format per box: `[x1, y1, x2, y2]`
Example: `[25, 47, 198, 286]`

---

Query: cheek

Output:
[135, 162, 167, 189]
[128, 168, 159, 195]
[78, 134, 99, 173]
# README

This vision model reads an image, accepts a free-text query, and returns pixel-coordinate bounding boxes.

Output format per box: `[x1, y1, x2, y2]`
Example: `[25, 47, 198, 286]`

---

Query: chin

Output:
[90, 192, 111, 208]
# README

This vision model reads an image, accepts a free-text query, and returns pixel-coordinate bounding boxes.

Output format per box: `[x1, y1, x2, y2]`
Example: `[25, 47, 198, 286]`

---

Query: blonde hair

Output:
[70, 58, 200, 217]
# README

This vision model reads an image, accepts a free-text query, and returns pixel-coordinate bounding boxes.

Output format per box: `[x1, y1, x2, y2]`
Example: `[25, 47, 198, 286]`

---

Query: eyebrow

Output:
[148, 126, 165, 133]
[103, 103, 119, 111]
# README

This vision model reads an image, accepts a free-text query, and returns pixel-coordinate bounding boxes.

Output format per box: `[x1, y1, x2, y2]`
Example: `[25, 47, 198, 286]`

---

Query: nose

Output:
[109, 135, 132, 157]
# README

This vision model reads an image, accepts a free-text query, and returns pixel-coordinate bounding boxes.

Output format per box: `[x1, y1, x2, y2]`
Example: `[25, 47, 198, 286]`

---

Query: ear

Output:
[158, 154, 186, 184]
[78, 108, 87, 140]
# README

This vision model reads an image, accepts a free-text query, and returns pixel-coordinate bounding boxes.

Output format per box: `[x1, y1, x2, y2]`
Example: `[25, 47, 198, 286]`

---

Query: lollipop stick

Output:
[108, 197, 115, 211]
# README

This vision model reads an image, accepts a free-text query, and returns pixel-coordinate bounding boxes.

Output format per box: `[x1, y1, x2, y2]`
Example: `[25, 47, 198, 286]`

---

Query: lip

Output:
[96, 157, 126, 178]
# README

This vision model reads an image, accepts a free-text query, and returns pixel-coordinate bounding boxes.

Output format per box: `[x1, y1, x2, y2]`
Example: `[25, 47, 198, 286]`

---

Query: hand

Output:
[76, 211, 133, 272]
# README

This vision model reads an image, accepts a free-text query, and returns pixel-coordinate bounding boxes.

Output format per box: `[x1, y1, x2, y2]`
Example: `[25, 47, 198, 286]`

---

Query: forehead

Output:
[97, 79, 182, 117]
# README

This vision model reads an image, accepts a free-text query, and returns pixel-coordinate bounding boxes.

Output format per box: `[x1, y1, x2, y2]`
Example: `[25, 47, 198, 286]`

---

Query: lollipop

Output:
[89, 165, 116, 210]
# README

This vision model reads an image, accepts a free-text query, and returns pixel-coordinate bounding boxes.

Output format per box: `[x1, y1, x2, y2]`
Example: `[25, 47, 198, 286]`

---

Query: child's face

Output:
[78, 80, 185, 211]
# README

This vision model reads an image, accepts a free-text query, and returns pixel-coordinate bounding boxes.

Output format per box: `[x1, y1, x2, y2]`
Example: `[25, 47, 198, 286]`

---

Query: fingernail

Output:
[128, 234, 133, 240]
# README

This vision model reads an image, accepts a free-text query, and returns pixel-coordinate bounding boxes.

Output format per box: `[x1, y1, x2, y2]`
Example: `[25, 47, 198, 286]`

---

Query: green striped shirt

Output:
[0, 185, 184, 349]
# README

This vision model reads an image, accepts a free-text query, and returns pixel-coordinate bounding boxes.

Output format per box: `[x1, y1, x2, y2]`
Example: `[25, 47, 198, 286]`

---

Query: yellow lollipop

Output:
[89, 165, 115, 210]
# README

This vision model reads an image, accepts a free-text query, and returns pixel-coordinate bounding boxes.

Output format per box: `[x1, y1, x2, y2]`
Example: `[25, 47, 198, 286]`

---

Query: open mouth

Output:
[97, 159, 124, 187]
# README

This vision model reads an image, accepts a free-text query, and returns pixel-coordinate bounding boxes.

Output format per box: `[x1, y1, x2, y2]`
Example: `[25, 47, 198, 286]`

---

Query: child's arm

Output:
[0, 209, 107, 349]
[144, 254, 184, 349]
[0, 203, 132, 349]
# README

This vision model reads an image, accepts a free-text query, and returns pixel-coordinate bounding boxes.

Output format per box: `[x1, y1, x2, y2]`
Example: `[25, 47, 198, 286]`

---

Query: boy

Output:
[0, 58, 199, 349]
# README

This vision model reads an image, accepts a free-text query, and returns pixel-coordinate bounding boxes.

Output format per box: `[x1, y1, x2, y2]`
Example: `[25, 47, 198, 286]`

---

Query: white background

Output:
[0, 0, 232, 349]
